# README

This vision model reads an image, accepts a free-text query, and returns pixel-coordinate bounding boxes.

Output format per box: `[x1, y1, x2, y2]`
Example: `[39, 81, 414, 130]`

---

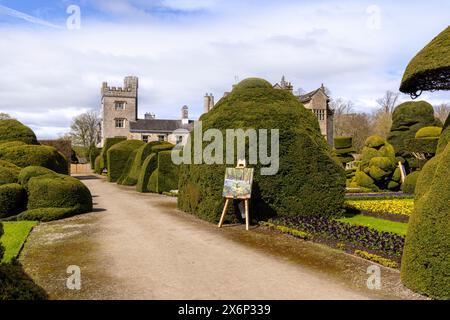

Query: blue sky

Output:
[0, 0, 449, 139]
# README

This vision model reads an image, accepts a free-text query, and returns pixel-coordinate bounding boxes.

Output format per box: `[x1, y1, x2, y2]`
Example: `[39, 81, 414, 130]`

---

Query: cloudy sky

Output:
[0, 0, 449, 139]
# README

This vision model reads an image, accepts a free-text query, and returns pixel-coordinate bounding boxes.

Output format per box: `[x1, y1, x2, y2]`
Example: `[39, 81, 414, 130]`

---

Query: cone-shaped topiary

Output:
[177, 77, 346, 223]
[401, 142, 450, 299]
[107, 140, 145, 182]
[0, 119, 38, 145]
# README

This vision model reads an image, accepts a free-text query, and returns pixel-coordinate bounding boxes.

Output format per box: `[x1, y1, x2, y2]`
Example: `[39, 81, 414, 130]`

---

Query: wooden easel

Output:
[218, 160, 250, 231]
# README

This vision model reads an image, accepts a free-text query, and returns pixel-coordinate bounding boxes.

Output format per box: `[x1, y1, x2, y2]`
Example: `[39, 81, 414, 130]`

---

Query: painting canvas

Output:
[222, 168, 254, 199]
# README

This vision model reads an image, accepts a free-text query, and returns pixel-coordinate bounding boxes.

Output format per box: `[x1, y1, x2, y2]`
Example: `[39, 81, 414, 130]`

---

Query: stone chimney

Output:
[204, 93, 211, 113]
[181, 105, 189, 125]
[209, 93, 214, 111]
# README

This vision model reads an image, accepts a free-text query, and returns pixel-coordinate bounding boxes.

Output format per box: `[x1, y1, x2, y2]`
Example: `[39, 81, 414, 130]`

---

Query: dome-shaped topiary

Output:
[0, 119, 38, 145]
[18, 166, 57, 188]
[0, 160, 21, 185]
[401, 142, 450, 299]
[27, 174, 92, 214]
[107, 140, 145, 182]
[178, 77, 346, 222]
[0, 144, 68, 174]
[400, 171, 420, 194]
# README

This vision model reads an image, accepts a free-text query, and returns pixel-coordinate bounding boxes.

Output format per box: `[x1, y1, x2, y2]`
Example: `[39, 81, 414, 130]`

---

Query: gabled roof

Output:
[298, 86, 329, 103]
[130, 119, 194, 133]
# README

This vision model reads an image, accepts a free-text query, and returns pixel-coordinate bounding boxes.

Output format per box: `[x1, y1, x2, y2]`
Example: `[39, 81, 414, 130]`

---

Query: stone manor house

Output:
[100, 76, 334, 146]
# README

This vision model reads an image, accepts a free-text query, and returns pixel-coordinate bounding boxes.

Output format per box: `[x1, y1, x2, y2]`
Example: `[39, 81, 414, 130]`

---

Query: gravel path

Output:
[20, 175, 423, 300]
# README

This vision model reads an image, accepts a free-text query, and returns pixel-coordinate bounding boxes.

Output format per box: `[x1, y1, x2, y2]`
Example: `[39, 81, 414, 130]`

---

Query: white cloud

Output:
[0, 0, 449, 139]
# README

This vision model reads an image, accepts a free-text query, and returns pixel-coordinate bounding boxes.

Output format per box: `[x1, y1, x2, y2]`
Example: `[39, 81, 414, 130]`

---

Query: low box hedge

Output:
[9, 207, 78, 222]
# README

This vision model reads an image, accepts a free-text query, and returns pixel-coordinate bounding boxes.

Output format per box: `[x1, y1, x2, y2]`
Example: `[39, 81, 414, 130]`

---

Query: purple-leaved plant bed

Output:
[271, 216, 405, 257]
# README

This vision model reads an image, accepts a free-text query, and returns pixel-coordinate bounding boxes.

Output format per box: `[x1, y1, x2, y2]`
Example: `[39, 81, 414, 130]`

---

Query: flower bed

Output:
[272, 216, 405, 257]
[345, 199, 413, 217]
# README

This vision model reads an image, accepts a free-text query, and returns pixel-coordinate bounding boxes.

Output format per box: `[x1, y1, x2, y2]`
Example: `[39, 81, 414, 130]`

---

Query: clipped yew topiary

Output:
[388, 101, 441, 171]
[17, 166, 57, 188]
[0, 183, 26, 218]
[401, 171, 420, 194]
[333, 136, 355, 166]
[436, 114, 450, 154]
[0, 160, 21, 185]
[136, 153, 158, 193]
[94, 155, 102, 174]
[349, 135, 397, 191]
[0, 119, 38, 145]
[178, 77, 346, 223]
[27, 174, 92, 214]
[107, 140, 145, 182]
[89, 146, 101, 170]
[147, 150, 179, 193]
[10, 207, 77, 222]
[401, 143, 450, 299]
[0, 144, 68, 174]
[98, 137, 126, 172]
[0, 222, 4, 260]
[118, 142, 174, 186]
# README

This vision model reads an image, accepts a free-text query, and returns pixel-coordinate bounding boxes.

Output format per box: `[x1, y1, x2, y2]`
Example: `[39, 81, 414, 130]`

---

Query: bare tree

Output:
[371, 110, 393, 139]
[0, 112, 12, 120]
[376, 90, 400, 114]
[69, 110, 101, 148]
[434, 103, 450, 124]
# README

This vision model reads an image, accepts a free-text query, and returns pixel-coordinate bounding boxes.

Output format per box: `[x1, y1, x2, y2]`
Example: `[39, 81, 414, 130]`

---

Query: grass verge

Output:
[336, 214, 408, 236]
[0, 221, 38, 263]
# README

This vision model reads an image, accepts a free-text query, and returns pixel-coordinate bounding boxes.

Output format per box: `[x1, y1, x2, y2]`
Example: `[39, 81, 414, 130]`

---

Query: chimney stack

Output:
[181, 105, 189, 124]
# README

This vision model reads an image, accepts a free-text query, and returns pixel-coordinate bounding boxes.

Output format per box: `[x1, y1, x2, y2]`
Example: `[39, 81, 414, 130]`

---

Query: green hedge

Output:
[0, 161, 21, 185]
[0, 144, 68, 174]
[436, 114, 450, 154]
[334, 136, 352, 149]
[0, 120, 38, 145]
[415, 126, 442, 138]
[0, 222, 4, 260]
[365, 135, 385, 148]
[136, 153, 158, 193]
[118, 142, 174, 186]
[9, 207, 77, 222]
[116, 149, 138, 185]
[106, 140, 145, 182]
[89, 146, 101, 170]
[94, 155, 102, 174]
[0, 263, 48, 300]
[401, 143, 450, 299]
[0, 183, 26, 218]
[147, 151, 179, 193]
[27, 174, 92, 214]
[401, 171, 420, 194]
[404, 137, 439, 155]
[18, 166, 57, 188]
[99, 137, 126, 172]
[178, 77, 346, 223]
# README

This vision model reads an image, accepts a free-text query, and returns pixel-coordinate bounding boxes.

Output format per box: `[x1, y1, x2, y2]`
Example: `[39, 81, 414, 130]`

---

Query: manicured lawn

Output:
[0, 221, 38, 263]
[336, 214, 408, 236]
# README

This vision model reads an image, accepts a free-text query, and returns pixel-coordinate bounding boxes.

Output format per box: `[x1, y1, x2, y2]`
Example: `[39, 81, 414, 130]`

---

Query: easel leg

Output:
[218, 198, 230, 228]
[244, 199, 249, 231]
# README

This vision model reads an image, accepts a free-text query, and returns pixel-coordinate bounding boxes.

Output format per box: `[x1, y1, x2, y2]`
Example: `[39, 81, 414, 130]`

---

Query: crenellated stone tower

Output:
[101, 76, 138, 144]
